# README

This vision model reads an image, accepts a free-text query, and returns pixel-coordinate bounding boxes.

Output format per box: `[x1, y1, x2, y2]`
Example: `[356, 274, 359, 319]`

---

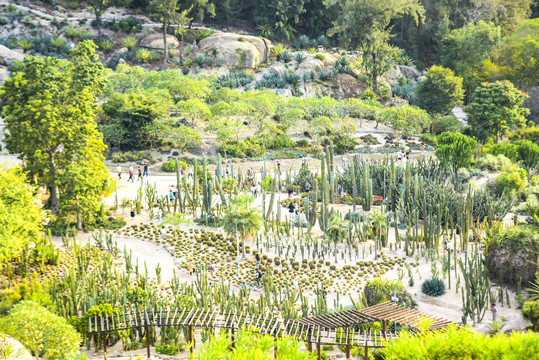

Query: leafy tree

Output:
[181, 0, 215, 27]
[465, 80, 529, 141]
[149, 0, 192, 64]
[176, 98, 212, 127]
[254, 0, 306, 41]
[440, 21, 501, 97]
[326, 213, 348, 250]
[487, 18, 539, 89]
[86, 0, 132, 37]
[164, 124, 202, 152]
[1, 301, 81, 359]
[1, 41, 109, 220]
[223, 193, 262, 258]
[416, 65, 464, 116]
[0, 167, 44, 268]
[326, 0, 425, 93]
[379, 105, 431, 135]
[435, 132, 477, 185]
[101, 89, 172, 149]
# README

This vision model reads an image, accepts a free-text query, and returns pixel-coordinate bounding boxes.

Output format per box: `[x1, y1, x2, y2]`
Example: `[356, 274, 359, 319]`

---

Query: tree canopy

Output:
[416, 66, 464, 116]
[1, 41, 111, 226]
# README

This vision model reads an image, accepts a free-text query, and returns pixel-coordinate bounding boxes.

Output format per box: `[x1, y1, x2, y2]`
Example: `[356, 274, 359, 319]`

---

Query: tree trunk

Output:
[48, 151, 59, 214]
[163, 24, 168, 65]
[76, 194, 82, 230]
[372, 51, 378, 95]
[242, 239, 246, 259]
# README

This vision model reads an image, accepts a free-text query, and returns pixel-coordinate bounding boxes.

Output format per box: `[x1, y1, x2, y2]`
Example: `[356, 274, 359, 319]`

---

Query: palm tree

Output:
[223, 192, 262, 259]
[326, 213, 348, 251]
[367, 210, 386, 259]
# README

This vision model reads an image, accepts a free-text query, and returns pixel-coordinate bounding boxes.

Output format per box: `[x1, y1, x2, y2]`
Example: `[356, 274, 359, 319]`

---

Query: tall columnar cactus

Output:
[265, 173, 277, 219]
[202, 156, 210, 216]
[216, 154, 222, 180]
[459, 249, 491, 325]
[359, 161, 372, 211]
[350, 161, 357, 212]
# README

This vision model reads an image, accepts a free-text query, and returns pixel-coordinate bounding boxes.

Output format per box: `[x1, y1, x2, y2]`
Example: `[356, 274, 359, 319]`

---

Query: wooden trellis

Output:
[88, 308, 397, 360]
[357, 301, 455, 330]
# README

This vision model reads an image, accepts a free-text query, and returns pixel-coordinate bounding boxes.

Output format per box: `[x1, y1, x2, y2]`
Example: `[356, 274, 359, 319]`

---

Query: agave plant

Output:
[307, 47, 317, 54]
[294, 34, 310, 49]
[194, 53, 206, 66]
[50, 36, 67, 51]
[294, 52, 305, 64]
[257, 24, 273, 38]
[280, 50, 292, 63]
[98, 39, 115, 52]
[270, 43, 288, 60]
[135, 48, 152, 63]
[63, 26, 81, 39]
[17, 38, 34, 52]
[120, 35, 138, 50]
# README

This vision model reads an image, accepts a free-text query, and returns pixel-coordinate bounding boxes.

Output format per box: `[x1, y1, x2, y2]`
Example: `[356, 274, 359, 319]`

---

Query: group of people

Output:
[117, 164, 148, 182]
[396, 150, 410, 161]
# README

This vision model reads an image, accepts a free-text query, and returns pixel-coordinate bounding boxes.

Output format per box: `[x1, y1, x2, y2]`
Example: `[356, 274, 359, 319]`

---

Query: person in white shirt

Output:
[116, 165, 122, 179]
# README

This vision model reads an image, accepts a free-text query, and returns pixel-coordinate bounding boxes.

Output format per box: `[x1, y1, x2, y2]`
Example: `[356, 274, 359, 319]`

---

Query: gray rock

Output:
[140, 33, 180, 50]
[268, 63, 287, 76]
[385, 66, 403, 87]
[398, 64, 421, 80]
[0, 45, 25, 66]
[523, 86, 539, 123]
[197, 33, 271, 69]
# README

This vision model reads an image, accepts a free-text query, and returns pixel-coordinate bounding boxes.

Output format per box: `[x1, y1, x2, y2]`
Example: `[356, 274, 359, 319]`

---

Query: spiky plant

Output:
[50, 37, 67, 51]
[421, 277, 446, 297]
[121, 35, 138, 50]
[136, 48, 152, 63]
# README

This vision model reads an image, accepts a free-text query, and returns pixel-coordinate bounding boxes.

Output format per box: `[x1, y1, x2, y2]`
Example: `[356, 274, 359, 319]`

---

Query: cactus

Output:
[459, 249, 491, 325]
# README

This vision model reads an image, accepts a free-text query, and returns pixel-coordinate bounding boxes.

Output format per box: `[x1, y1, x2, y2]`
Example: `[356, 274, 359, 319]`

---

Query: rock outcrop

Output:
[197, 33, 270, 69]
[0, 45, 25, 66]
[523, 86, 539, 124]
[141, 33, 180, 50]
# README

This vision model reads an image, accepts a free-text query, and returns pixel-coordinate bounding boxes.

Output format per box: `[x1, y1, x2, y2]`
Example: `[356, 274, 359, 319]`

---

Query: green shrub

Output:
[514, 139, 539, 169]
[420, 133, 438, 146]
[161, 158, 189, 173]
[431, 115, 462, 134]
[361, 89, 377, 100]
[488, 142, 519, 162]
[522, 300, 539, 331]
[421, 277, 445, 297]
[476, 154, 513, 171]
[220, 138, 265, 158]
[156, 343, 178, 355]
[363, 278, 412, 306]
[261, 175, 274, 192]
[495, 166, 527, 196]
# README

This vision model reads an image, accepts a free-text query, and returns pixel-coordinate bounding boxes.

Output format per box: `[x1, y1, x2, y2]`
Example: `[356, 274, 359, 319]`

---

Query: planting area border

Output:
[88, 302, 453, 359]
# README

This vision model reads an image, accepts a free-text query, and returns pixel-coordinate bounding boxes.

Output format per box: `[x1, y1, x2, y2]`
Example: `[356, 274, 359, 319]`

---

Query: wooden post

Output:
[307, 327, 312, 352]
[102, 332, 107, 360]
[364, 346, 369, 360]
[383, 320, 387, 340]
[317, 342, 321, 360]
[346, 327, 351, 359]
[189, 325, 194, 355]
[145, 325, 150, 359]
[231, 327, 235, 348]
[274, 334, 277, 359]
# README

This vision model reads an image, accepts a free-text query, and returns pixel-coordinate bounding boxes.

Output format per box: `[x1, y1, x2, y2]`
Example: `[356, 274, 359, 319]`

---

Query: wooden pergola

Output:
[88, 303, 453, 359]
[88, 308, 396, 359]
[287, 309, 397, 360]
[358, 301, 455, 330]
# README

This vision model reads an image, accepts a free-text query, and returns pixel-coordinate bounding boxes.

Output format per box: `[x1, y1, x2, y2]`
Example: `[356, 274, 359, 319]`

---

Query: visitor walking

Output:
[491, 304, 497, 321]
[143, 163, 148, 177]
[117, 165, 122, 179]
[180, 164, 184, 176]
[338, 184, 343, 196]
[288, 202, 295, 218]
[169, 188, 175, 203]
[305, 181, 311, 193]
[255, 253, 260, 270]
[277, 161, 281, 175]
[256, 269, 262, 286]
[157, 208, 162, 223]
[255, 182, 261, 197]
[225, 165, 229, 178]
[251, 184, 256, 197]
[130, 207, 135, 219]
[188, 166, 193, 179]
[188, 260, 194, 275]
[288, 188, 293, 198]
[137, 166, 142, 181]
[128, 165, 134, 182]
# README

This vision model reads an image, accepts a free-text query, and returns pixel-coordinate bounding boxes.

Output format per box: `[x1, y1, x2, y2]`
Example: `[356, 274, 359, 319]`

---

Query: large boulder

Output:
[140, 33, 180, 50]
[0, 45, 24, 66]
[397, 64, 421, 80]
[486, 227, 538, 285]
[385, 66, 403, 87]
[197, 33, 271, 69]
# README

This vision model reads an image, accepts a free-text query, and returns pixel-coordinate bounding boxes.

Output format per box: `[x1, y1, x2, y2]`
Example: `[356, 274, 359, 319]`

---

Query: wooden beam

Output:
[145, 325, 150, 359]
